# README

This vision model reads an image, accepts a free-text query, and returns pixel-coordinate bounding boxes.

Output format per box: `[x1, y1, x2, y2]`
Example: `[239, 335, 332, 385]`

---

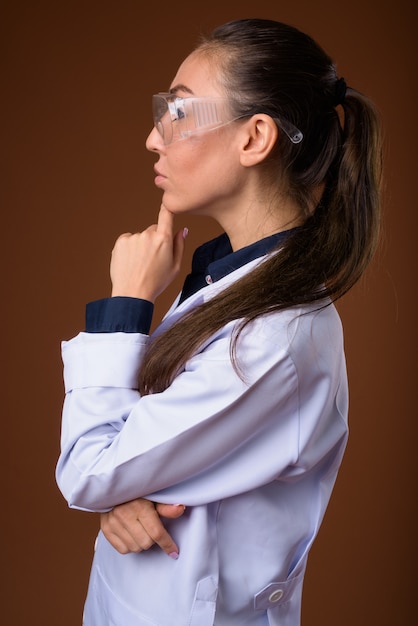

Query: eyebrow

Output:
[169, 84, 195, 96]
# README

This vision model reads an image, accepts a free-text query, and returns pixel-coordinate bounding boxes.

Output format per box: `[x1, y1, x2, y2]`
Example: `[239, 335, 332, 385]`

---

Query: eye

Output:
[176, 105, 185, 120]
[171, 101, 185, 122]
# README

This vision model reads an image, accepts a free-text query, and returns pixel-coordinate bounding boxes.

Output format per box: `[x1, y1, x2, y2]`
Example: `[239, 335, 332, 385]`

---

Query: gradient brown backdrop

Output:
[2, 0, 416, 624]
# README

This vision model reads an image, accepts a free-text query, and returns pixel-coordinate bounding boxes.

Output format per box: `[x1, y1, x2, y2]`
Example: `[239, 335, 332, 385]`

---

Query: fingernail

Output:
[182, 227, 189, 239]
[174, 504, 186, 510]
[169, 551, 179, 560]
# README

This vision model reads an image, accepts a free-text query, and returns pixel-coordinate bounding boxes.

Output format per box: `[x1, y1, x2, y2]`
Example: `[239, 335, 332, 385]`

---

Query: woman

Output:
[56, 18, 382, 626]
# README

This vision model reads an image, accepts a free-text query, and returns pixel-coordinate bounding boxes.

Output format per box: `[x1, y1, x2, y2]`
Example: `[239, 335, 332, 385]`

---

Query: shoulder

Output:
[234, 301, 345, 380]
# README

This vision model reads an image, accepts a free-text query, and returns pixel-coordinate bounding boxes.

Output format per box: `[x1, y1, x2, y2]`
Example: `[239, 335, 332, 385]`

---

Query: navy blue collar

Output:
[178, 229, 294, 304]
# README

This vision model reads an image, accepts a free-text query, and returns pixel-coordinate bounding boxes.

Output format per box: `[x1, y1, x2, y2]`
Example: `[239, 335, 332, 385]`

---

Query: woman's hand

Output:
[100, 498, 186, 559]
[110, 204, 187, 302]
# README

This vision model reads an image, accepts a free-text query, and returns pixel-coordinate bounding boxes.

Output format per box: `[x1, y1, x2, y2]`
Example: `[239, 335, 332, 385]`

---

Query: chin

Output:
[162, 193, 215, 219]
[162, 197, 195, 215]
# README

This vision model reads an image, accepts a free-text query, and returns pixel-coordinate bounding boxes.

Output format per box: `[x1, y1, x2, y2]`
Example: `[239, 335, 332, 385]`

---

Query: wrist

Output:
[111, 287, 155, 302]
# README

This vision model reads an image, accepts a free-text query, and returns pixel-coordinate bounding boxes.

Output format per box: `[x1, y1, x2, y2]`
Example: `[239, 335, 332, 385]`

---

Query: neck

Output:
[220, 198, 304, 251]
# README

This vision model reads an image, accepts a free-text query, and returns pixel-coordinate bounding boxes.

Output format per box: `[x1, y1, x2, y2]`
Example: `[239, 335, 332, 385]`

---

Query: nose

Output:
[146, 126, 164, 152]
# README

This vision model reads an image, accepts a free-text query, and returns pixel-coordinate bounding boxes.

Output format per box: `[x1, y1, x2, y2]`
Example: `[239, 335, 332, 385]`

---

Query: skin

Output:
[100, 499, 186, 558]
[101, 49, 305, 558]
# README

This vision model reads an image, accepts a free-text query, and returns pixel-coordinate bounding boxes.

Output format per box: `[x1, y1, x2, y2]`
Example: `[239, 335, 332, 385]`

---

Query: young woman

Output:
[56, 18, 382, 626]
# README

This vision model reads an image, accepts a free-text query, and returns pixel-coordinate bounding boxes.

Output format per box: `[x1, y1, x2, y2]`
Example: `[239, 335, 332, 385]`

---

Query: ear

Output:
[239, 114, 279, 167]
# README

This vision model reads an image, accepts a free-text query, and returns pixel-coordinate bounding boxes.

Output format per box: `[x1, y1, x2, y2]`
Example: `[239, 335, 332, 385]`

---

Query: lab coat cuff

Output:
[61, 332, 148, 392]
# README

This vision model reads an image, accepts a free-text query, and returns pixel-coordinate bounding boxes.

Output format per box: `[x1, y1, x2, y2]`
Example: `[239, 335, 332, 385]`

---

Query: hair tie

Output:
[333, 77, 347, 106]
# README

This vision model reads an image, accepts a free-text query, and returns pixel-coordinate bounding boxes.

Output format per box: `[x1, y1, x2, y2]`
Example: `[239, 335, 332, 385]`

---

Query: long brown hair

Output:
[139, 19, 383, 395]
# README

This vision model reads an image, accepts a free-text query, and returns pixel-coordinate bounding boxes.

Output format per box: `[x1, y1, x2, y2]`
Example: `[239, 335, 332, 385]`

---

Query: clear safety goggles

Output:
[152, 92, 303, 145]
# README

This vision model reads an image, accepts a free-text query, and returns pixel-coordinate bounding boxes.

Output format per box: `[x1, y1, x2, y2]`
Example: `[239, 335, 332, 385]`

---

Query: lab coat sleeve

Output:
[55, 307, 348, 512]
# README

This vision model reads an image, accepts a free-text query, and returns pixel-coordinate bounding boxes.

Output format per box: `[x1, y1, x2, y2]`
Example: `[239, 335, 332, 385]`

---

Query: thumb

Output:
[156, 503, 186, 519]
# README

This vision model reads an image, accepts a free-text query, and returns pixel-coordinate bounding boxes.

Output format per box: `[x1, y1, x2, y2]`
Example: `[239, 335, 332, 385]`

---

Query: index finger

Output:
[136, 507, 180, 558]
[156, 203, 175, 235]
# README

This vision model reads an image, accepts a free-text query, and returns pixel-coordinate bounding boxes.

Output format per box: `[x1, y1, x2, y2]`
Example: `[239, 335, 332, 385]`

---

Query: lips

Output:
[154, 167, 166, 187]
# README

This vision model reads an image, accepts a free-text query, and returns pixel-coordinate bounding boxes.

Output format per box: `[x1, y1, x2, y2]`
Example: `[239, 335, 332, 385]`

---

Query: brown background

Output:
[1, 0, 416, 624]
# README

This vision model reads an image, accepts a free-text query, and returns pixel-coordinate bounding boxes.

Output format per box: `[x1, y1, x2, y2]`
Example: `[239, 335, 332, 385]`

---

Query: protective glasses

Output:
[152, 92, 303, 145]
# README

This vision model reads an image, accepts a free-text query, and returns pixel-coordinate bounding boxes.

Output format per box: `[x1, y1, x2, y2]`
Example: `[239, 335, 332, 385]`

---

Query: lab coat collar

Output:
[179, 229, 295, 304]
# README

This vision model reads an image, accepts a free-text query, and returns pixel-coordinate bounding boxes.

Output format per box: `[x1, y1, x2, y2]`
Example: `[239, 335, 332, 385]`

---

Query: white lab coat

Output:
[56, 255, 349, 626]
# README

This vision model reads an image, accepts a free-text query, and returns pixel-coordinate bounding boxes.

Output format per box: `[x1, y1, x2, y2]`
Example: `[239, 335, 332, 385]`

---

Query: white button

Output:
[268, 589, 284, 603]
[205, 275, 213, 284]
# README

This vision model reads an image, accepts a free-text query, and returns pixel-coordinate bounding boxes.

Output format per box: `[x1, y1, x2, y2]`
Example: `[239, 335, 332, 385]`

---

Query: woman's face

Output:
[146, 51, 247, 220]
